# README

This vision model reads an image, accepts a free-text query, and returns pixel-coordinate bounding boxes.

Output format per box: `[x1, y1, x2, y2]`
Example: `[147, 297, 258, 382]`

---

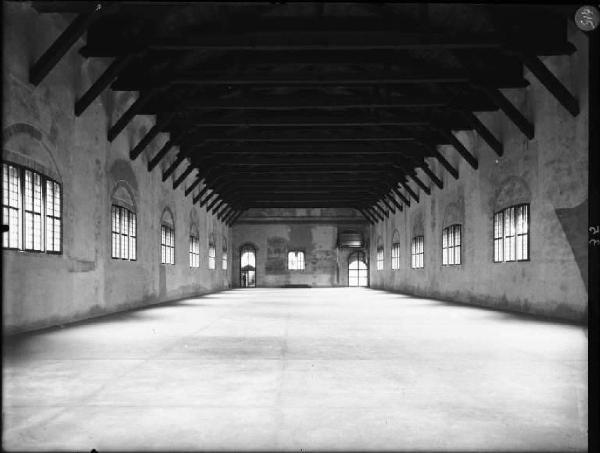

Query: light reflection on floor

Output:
[2, 288, 587, 451]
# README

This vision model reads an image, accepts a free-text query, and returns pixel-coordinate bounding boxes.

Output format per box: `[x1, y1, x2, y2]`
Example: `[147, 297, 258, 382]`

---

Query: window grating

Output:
[493, 204, 529, 263]
[391, 242, 400, 270]
[208, 237, 216, 270]
[189, 235, 199, 267]
[376, 247, 384, 270]
[288, 250, 305, 270]
[2, 162, 61, 253]
[2, 163, 22, 249]
[411, 236, 424, 269]
[111, 205, 136, 260]
[222, 240, 228, 270]
[161, 225, 175, 264]
[442, 224, 462, 266]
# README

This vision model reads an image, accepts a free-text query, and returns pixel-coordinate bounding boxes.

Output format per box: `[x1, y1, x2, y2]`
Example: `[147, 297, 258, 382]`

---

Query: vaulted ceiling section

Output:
[30, 2, 581, 225]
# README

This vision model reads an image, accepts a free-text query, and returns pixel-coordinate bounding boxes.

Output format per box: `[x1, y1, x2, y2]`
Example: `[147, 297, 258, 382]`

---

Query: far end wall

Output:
[232, 208, 369, 287]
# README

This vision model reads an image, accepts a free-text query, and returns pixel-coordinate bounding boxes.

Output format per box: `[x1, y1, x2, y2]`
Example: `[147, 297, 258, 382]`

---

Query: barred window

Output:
[494, 204, 529, 262]
[2, 162, 61, 253]
[288, 250, 305, 270]
[411, 236, 424, 269]
[222, 237, 228, 270]
[46, 180, 61, 252]
[161, 225, 175, 264]
[208, 234, 216, 270]
[391, 243, 400, 270]
[391, 230, 400, 270]
[111, 205, 136, 260]
[376, 247, 384, 270]
[442, 224, 461, 266]
[189, 235, 199, 267]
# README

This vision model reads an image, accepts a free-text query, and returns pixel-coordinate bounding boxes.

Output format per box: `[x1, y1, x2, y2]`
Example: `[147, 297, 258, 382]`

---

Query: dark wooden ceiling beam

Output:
[463, 111, 503, 156]
[224, 209, 239, 224]
[184, 177, 203, 196]
[113, 73, 532, 90]
[200, 192, 217, 208]
[518, 53, 579, 116]
[421, 163, 444, 190]
[108, 87, 163, 142]
[411, 174, 431, 196]
[30, 4, 111, 85]
[438, 130, 479, 170]
[192, 185, 211, 204]
[218, 205, 233, 221]
[172, 164, 194, 190]
[206, 195, 223, 212]
[385, 193, 403, 211]
[374, 202, 390, 218]
[430, 147, 459, 180]
[380, 196, 396, 214]
[358, 209, 376, 225]
[192, 121, 430, 128]
[147, 140, 175, 172]
[365, 207, 383, 222]
[391, 186, 410, 207]
[81, 29, 577, 56]
[188, 137, 419, 144]
[211, 200, 226, 215]
[162, 154, 185, 182]
[400, 182, 419, 204]
[480, 86, 534, 139]
[130, 113, 175, 160]
[76, 54, 137, 116]
[141, 93, 499, 113]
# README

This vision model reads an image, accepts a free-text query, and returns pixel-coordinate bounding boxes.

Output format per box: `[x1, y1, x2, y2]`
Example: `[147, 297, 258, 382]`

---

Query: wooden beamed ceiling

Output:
[31, 2, 581, 225]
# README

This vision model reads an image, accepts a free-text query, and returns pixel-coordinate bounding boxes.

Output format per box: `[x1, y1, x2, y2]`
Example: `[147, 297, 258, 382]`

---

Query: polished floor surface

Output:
[3, 288, 587, 451]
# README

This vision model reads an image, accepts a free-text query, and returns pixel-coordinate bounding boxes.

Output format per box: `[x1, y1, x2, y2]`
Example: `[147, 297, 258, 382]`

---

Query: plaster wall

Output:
[369, 24, 589, 323]
[232, 209, 369, 287]
[2, 3, 230, 334]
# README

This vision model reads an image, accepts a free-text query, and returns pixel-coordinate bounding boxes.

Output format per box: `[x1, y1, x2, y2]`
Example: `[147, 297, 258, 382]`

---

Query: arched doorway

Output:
[240, 244, 256, 288]
[348, 251, 368, 287]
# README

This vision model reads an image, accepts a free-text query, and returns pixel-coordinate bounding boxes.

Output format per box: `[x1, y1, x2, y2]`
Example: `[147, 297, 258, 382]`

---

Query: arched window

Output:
[189, 223, 199, 268]
[391, 230, 400, 270]
[222, 236, 228, 270]
[494, 204, 529, 262]
[376, 236, 384, 271]
[2, 161, 62, 253]
[111, 183, 136, 261]
[442, 224, 462, 265]
[349, 251, 368, 287]
[208, 233, 216, 270]
[288, 250, 305, 270]
[411, 236, 424, 269]
[240, 244, 256, 287]
[161, 208, 175, 265]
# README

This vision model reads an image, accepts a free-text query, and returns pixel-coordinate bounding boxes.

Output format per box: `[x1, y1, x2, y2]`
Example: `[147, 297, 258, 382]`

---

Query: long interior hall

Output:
[2, 1, 596, 451]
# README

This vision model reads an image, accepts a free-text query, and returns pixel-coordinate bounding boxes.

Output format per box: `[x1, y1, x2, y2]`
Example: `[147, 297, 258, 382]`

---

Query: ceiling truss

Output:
[30, 2, 581, 225]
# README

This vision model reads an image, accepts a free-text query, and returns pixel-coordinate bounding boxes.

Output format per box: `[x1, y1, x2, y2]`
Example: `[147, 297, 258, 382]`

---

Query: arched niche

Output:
[161, 207, 175, 229]
[494, 176, 532, 211]
[3, 123, 62, 183]
[442, 200, 464, 229]
[111, 181, 136, 212]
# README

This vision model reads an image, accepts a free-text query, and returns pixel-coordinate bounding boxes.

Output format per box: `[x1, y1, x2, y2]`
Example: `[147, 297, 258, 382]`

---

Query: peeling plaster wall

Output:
[369, 24, 588, 323]
[2, 3, 230, 334]
[232, 209, 369, 287]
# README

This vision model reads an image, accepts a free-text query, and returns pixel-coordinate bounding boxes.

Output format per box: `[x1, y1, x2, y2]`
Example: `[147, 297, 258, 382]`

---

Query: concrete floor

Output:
[2, 288, 587, 451]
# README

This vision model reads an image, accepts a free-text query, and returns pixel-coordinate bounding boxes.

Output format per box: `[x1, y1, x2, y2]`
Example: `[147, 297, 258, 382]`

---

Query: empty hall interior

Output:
[2, 1, 595, 451]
